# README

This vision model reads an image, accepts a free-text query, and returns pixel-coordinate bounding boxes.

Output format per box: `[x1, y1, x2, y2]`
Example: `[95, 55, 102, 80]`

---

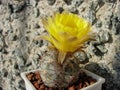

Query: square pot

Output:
[21, 69, 105, 90]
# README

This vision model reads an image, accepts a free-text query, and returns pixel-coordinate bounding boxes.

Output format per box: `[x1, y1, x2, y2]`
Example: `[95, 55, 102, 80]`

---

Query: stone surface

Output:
[100, 31, 110, 43]
[0, 0, 120, 90]
[73, 51, 88, 63]
[47, 0, 56, 5]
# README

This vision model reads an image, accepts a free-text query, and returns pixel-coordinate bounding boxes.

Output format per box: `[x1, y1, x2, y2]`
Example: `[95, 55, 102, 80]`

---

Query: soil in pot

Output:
[26, 70, 96, 90]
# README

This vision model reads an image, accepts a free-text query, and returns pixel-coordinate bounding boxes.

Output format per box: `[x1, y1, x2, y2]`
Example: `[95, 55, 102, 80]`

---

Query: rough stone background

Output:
[0, 0, 120, 90]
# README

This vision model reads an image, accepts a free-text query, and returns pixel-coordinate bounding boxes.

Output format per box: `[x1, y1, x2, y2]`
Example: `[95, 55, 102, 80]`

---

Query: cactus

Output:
[39, 12, 94, 88]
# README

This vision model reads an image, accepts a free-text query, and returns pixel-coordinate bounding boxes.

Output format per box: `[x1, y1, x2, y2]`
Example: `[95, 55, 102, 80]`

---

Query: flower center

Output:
[60, 14, 77, 28]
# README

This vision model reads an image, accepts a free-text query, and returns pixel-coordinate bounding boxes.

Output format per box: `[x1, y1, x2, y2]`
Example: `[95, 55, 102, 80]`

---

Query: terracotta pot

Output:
[20, 69, 105, 90]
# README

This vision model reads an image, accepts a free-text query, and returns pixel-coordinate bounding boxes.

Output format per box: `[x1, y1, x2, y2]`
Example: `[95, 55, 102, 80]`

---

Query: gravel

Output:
[73, 51, 88, 63]
[111, 15, 120, 35]
[47, 0, 56, 5]
[2, 68, 8, 77]
[63, 0, 72, 5]
[117, 4, 120, 21]
[71, 0, 83, 7]
[100, 31, 110, 43]
[33, 8, 40, 18]
[29, 0, 38, 7]
[96, 45, 108, 54]
[0, 0, 120, 90]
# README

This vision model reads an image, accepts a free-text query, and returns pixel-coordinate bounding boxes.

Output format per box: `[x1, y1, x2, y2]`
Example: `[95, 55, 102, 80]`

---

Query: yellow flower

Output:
[42, 12, 93, 64]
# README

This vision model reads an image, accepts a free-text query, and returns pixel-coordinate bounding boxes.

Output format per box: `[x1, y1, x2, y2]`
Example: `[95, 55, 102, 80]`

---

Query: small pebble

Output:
[95, 20, 102, 28]
[40, 84, 45, 89]
[47, 0, 56, 5]
[96, 45, 108, 54]
[70, 7, 78, 14]
[63, 0, 72, 5]
[73, 51, 88, 63]
[100, 31, 110, 43]
[12, 35, 18, 41]
[13, 1, 26, 13]
[86, 9, 96, 24]
[34, 8, 40, 18]
[58, 7, 64, 13]
[49, 87, 54, 90]
[79, 83, 82, 89]
[34, 82, 39, 89]
[117, 4, 120, 21]
[33, 23, 40, 29]
[26, 62, 32, 67]
[72, 0, 83, 7]
[2, 68, 8, 77]
[30, 0, 38, 7]
[2, 48, 8, 54]
[68, 85, 75, 90]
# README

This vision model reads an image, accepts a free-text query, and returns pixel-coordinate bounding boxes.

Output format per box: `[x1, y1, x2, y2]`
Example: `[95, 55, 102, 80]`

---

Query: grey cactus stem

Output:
[39, 49, 80, 88]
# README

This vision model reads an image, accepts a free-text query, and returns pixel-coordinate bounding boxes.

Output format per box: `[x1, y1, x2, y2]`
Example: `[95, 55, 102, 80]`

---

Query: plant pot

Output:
[80, 69, 105, 90]
[20, 69, 105, 90]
